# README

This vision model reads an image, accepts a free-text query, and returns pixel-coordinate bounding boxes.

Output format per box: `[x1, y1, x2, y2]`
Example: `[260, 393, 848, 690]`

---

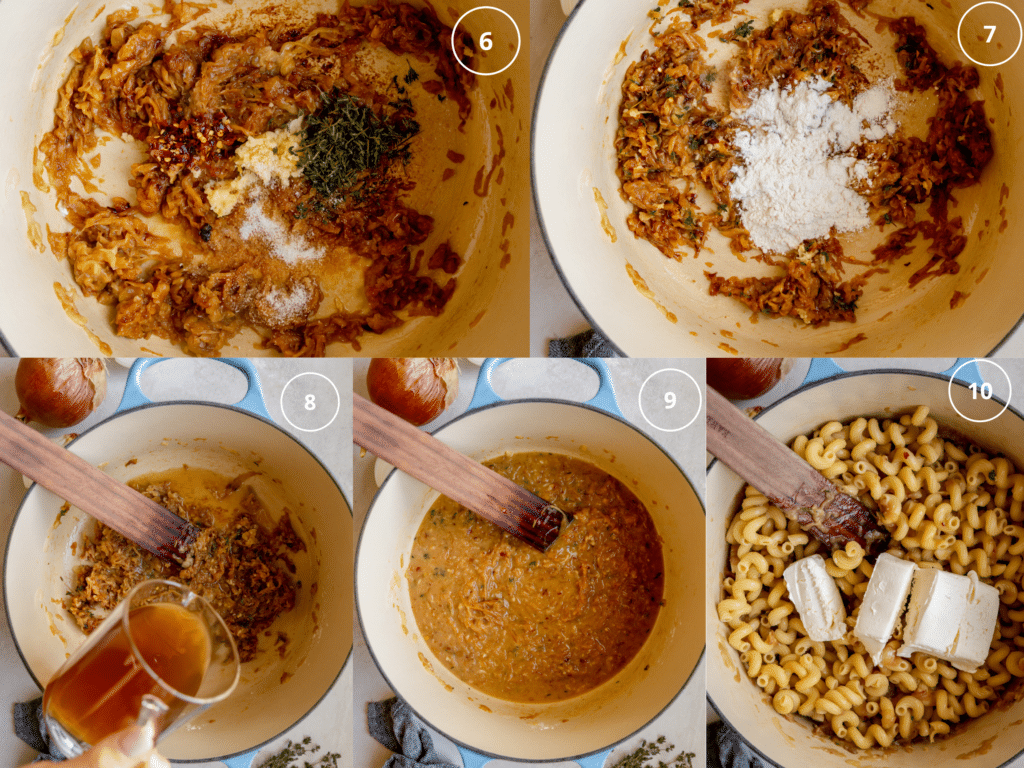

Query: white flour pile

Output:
[729, 76, 897, 254]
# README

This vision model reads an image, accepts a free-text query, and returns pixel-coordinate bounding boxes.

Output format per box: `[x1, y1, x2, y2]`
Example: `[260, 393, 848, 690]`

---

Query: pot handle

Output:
[467, 358, 621, 417]
[117, 359, 272, 420]
[802, 358, 984, 388]
[456, 745, 611, 768]
[219, 748, 260, 768]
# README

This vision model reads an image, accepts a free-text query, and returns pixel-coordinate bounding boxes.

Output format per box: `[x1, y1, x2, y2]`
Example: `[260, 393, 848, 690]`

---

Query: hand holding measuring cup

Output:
[21, 724, 171, 768]
[41, 580, 240, 759]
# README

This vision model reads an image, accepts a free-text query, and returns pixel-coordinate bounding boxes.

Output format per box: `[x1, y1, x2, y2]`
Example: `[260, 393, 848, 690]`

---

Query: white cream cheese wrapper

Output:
[853, 552, 916, 666]
[783, 554, 847, 642]
[949, 572, 1000, 673]
[899, 567, 970, 659]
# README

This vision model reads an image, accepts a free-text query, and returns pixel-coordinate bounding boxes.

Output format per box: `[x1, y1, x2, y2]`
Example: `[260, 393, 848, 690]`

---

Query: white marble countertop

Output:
[352, 357, 707, 768]
[0, 359, 353, 768]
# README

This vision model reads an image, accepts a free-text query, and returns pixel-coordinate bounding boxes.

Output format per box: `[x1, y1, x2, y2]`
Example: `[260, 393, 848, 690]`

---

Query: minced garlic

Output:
[205, 118, 303, 217]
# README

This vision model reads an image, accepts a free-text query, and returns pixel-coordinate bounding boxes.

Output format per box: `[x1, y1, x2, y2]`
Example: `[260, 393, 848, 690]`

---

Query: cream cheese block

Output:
[853, 552, 915, 666]
[897, 568, 999, 671]
[783, 554, 847, 642]
[948, 572, 999, 673]
[898, 567, 970, 659]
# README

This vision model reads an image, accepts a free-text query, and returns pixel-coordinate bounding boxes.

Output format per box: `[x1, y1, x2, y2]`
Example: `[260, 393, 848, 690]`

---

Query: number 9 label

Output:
[638, 368, 701, 432]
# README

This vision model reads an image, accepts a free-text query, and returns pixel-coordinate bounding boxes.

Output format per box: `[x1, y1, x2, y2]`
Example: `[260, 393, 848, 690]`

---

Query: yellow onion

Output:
[706, 358, 786, 401]
[15, 358, 107, 428]
[367, 358, 459, 426]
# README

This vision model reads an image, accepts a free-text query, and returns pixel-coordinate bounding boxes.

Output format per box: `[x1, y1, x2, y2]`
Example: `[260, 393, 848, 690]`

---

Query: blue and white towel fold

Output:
[13, 697, 64, 762]
[548, 329, 619, 358]
[708, 720, 768, 768]
[367, 697, 458, 768]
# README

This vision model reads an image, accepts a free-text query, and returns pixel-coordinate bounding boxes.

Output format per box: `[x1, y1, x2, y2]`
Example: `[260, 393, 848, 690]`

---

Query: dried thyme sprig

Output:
[297, 89, 419, 204]
[257, 737, 341, 768]
[609, 737, 696, 768]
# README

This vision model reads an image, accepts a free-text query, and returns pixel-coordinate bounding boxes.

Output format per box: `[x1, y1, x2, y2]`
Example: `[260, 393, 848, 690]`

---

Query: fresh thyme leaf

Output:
[404, 63, 420, 84]
[298, 88, 419, 204]
[733, 20, 755, 38]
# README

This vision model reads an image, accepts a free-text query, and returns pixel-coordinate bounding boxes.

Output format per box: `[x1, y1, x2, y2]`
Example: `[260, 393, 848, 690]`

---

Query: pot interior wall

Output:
[5, 404, 352, 761]
[0, 0, 528, 356]
[706, 373, 1024, 767]
[357, 401, 704, 760]
[534, 0, 1021, 357]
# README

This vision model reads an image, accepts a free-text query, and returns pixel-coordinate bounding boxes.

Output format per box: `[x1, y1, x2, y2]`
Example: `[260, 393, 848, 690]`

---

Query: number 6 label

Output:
[451, 7, 522, 76]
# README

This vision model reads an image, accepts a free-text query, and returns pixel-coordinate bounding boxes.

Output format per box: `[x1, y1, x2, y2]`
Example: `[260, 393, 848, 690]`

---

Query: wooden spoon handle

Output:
[707, 387, 834, 506]
[706, 387, 886, 551]
[0, 409, 197, 560]
[353, 393, 567, 552]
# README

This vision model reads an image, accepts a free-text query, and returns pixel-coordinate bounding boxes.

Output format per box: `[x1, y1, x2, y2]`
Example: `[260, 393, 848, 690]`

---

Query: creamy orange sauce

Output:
[407, 452, 663, 703]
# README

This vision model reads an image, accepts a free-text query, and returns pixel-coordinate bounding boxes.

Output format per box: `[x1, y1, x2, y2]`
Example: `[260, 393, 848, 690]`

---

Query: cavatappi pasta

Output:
[718, 406, 1024, 748]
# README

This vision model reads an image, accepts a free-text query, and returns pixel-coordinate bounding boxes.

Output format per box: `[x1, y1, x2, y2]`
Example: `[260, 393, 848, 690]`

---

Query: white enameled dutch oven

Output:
[0, 0, 529, 357]
[533, 0, 1023, 357]
[705, 360, 1024, 767]
[356, 358, 705, 766]
[4, 359, 353, 766]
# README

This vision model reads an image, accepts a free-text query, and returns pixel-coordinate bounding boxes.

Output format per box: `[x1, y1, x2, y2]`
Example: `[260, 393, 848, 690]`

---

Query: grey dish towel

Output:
[14, 697, 65, 761]
[367, 697, 459, 768]
[548, 329, 619, 358]
[708, 720, 768, 768]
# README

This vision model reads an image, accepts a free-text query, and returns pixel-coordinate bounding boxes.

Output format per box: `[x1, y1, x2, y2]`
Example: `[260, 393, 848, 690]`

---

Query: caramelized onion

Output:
[367, 358, 459, 426]
[706, 358, 785, 401]
[15, 358, 107, 428]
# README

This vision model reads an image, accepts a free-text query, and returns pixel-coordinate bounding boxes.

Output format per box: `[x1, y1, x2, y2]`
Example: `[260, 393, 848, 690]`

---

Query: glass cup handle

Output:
[136, 695, 169, 731]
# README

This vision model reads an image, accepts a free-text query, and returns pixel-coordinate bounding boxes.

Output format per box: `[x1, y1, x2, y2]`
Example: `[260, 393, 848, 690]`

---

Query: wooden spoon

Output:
[706, 386, 887, 551]
[0, 409, 198, 561]
[353, 393, 570, 552]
